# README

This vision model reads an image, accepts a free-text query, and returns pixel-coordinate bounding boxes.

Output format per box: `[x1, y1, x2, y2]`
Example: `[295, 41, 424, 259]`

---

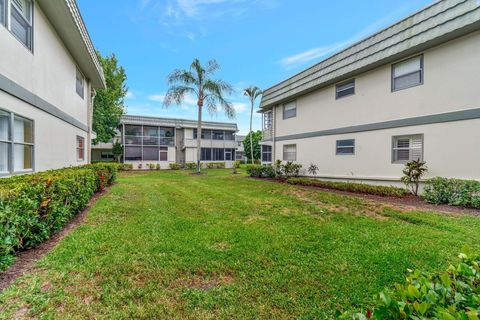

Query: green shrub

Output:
[147, 163, 156, 170]
[206, 162, 225, 169]
[287, 178, 408, 198]
[424, 177, 480, 208]
[337, 250, 480, 319]
[169, 163, 181, 170]
[283, 161, 303, 177]
[185, 163, 196, 170]
[0, 164, 119, 271]
[118, 163, 133, 171]
[156, 164, 161, 171]
[401, 159, 428, 196]
[246, 165, 276, 179]
[232, 161, 241, 174]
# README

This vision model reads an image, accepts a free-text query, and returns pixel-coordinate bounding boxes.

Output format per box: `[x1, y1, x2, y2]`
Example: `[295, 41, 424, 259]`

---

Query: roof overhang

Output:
[120, 115, 239, 132]
[37, 0, 106, 89]
[260, 0, 480, 110]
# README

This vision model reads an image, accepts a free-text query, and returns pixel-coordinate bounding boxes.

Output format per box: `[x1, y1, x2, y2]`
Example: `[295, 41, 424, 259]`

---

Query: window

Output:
[0, 0, 6, 26]
[124, 125, 142, 145]
[392, 55, 423, 91]
[212, 130, 224, 140]
[392, 135, 423, 163]
[0, 110, 11, 174]
[224, 131, 234, 141]
[160, 147, 168, 161]
[160, 127, 175, 146]
[193, 129, 212, 140]
[264, 111, 273, 130]
[336, 139, 355, 155]
[262, 145, 272, 162]
[76, 136, 85, 161]
[143, 146, 159, 161]
[283, 144, 296, 161]
[0, 110, 34, 174]
[201, 148, 212, 161]
[283, 101, 296, 119]
[213, 148, 225, 161]
[336, 79, 355, 99]
[76, 68, 84, 99]
[143, 126, 159, 146]
[101, 152, 114, 160]
[10, 0, 33, 50]
[125, 146, 141, 161]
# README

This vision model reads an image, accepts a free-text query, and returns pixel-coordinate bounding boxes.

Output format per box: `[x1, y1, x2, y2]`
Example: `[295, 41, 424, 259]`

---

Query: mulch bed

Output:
[0, 188, 110, 292]
[256, 178, 480, 217]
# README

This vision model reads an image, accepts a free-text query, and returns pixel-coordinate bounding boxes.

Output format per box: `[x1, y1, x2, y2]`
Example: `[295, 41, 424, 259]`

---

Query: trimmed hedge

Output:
[424, 177, 480, 208]
[287, 177, 408, 198]
[338, 250, 480, 319]
[246, 165, 276, 178]
[0, 163, 120, 271]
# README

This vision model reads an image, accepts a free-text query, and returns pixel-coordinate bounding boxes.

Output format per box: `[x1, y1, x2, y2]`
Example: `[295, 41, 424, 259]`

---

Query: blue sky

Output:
[78, 0, 432, 135]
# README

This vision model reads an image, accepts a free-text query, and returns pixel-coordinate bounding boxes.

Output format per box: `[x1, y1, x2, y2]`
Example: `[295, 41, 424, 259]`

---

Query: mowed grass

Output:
[1, 170, 480, 319]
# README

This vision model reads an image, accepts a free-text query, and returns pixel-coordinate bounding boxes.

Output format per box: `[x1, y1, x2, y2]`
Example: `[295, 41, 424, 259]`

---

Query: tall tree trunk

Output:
[249, 99, 254, 165]
[196, 103, 203, 174]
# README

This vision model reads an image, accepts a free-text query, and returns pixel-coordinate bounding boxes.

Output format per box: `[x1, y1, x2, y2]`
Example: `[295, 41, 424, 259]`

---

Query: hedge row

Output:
[0, 163, 121, 271]
[338, 250, 480, 319]
[286, 177, 408, 198]
[424, 177, 480, 208]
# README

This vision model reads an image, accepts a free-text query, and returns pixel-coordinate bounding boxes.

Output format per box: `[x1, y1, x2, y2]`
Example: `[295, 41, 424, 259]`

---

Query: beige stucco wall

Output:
[0, 2, 93, 173]
[274, 119, 480, 181]
[273, 31, 480, 138]
[268, 31, 480, 182]
[0, 91, 89, 171]
[0, 2, 91, 124]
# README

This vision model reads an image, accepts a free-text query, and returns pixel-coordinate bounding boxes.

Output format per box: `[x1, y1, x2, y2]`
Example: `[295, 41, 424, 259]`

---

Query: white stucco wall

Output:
[0, 2, 93, 174]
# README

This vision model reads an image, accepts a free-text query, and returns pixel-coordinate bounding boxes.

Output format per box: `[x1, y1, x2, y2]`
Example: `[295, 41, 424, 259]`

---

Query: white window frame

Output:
[283, 144, 296, 161]
[262, 145, 272, 163]
[282, 101, 296, 120]
[392, 55, 424, 92]
[76, 68, 85, 99]
[335, 79, 355, 99]
[336, 139, 355, 155]
[263, 110, 273, 130]
[0, 108, 35, 176]
[392, 134, 424, 164]
[77, 136, 85, 161]
[5, 0, 34, 51]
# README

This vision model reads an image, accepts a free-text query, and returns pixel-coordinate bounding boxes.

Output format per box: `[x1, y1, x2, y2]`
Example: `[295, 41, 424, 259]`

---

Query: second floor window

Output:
[336, 79, 355, 99]
[1, 0, 33, 50]
[283, 101, 296, 120]
[392, 55, 423, 91]
[76, 68, 85, 99]
[263, 111, 273, 130]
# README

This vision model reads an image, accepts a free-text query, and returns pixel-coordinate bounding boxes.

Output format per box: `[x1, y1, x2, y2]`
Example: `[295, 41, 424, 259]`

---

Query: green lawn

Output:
[1, 169, 480, 319]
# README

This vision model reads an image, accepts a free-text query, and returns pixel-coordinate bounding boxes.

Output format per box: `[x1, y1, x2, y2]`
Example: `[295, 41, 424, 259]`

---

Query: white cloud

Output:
[280, 44, 347, 68]
[148, 92, 197, 109]
[232, 102, 247, 113]
[148, 94, 166, 102]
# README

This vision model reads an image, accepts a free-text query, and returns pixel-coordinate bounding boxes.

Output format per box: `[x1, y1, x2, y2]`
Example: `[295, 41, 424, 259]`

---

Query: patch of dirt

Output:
[258, 178, 480, 217]
[172, 271, 234, 291]
[0, 188, 110, 293]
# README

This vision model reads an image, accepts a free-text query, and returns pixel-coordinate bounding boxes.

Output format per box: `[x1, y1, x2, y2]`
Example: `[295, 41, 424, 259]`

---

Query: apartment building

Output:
[259, 0, 480, 186]
[235, 135, 246, 161]
[92, 115, 239, 168]
[0, 0, 105, 176]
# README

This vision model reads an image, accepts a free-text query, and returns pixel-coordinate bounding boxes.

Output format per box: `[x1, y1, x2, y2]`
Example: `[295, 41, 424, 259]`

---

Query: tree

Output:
[401, 159, 428, 196]
[243, 86, 262, 164]
[164, 59, 235, 173]
[92, 52, 127, 145]
[112, 141, 123, 163]
[243, 130, 262, 163]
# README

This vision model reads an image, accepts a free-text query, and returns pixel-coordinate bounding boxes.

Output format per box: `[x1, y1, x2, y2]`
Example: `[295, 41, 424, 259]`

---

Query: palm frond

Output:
[205, 60, 220, 75]
[167, 69, 197, 86]
[163, 86, 197, 107]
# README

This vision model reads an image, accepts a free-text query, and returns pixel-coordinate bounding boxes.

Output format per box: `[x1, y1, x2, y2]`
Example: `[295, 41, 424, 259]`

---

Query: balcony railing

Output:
[262, 129, 273, 141]
[124, 135, 175, 147]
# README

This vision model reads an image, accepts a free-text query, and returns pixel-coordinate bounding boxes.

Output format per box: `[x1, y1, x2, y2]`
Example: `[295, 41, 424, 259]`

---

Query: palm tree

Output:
[164, 59, 235, 173]
[243, 86, 263, 164]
